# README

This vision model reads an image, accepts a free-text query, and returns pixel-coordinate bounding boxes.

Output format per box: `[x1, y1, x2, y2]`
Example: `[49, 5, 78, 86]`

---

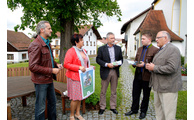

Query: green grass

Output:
[7, 59, 60, 68]
[7, 62, 29, 68]
[176, 91, 187, 120]
[129, 65, 136, 74]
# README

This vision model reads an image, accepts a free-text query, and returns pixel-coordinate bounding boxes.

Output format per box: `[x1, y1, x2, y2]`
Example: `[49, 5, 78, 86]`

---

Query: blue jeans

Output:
[34, 83, 56, 120]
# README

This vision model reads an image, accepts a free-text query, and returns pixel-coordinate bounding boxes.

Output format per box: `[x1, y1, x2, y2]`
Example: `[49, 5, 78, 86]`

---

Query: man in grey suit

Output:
[146, 31, 182, 120]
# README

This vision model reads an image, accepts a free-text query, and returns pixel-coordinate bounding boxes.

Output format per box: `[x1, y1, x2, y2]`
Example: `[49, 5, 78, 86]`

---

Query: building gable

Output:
[134, 10, 183, 41]
[7, 30, 31, 51]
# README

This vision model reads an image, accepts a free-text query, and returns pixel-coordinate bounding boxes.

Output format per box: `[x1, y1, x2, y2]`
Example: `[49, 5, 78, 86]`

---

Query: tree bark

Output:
[59, 20, 74, 64]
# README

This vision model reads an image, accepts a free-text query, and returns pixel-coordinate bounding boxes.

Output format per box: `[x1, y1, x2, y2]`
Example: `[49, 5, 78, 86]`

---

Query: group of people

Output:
[28, 20, 182, 120]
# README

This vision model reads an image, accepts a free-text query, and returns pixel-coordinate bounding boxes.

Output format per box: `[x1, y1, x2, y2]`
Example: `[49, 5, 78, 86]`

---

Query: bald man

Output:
[146, 31, 182, 120]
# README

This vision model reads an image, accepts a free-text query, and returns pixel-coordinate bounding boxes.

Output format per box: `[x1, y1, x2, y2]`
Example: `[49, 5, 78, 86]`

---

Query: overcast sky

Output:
[7, 0, 153, 38]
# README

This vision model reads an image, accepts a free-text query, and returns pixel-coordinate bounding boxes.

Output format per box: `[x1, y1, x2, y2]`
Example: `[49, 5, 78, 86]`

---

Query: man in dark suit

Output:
[125, 31, 158, 119]
[96, 32, 123, 115]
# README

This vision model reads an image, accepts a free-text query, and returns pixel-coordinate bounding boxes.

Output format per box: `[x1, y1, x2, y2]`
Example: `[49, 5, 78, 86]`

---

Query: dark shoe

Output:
[139, 112, 146, 119]
[99, 109, 105, 115]
[125, 111, 138, 116]
[110, 109, 118, 114]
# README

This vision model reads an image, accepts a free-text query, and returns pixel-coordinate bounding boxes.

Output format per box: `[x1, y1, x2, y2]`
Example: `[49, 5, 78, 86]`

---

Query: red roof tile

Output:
[134, 10, 183, 41]
[7, 30, 32, 51]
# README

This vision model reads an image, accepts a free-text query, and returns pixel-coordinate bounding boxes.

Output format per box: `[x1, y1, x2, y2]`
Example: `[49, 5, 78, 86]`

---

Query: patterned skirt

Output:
[67, 77, 82, 101]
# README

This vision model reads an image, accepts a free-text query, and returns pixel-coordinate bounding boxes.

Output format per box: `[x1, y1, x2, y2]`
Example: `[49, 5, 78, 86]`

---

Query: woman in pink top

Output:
[63, 34, 90, 120]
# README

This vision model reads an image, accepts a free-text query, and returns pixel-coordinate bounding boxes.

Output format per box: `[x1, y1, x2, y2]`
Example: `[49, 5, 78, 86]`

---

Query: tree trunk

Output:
[59, 20, 74, 64]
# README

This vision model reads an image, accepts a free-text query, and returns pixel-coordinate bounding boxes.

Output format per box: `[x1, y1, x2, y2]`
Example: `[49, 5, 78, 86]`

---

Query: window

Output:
[94, 42, 95, 46]
[22, 53, 26, 59]
[7, 54, 14, 60]
[93, 50, 95, 54]
[86, 41, 88, 46]
[90, 41, 92, 46]
[90, 32, 92, 36]
[90, 50, 92, 55]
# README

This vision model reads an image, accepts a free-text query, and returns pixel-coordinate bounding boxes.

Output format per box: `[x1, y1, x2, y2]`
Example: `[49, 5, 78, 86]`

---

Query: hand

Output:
[107, 63, 114, 68]
[79, 66, 86, 72]
[57, 64, 63, 69]
[146, 63, 155, 71]
[136, 61, 145, 67]
[52, 68, 61, 74]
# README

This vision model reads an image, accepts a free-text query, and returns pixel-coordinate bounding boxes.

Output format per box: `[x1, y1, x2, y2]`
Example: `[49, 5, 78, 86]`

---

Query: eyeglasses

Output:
[156, 36, 165, 40]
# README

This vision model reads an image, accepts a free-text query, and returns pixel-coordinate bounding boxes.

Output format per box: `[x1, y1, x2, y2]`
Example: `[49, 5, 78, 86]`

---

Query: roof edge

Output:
[120, 6, 153, 34]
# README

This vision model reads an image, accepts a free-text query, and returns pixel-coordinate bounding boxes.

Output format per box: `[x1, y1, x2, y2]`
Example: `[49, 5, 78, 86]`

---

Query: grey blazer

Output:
[149, 43, 182, 92]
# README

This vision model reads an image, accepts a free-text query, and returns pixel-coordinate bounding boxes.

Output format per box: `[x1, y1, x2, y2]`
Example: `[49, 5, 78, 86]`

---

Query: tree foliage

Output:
[7, 0, 122, 62]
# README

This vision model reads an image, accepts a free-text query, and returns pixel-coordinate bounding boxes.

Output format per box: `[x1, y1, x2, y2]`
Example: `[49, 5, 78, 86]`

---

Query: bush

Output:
[181, 56, 184, 65]
[181, 63, 187, 75]
[85, 93, 99, 105]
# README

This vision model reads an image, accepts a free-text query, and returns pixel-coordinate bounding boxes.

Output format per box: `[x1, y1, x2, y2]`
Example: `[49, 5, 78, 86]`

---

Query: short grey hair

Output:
[161, 31, 171, 41]
[106, 32, 114, 39]
[36, 21, 50, 35]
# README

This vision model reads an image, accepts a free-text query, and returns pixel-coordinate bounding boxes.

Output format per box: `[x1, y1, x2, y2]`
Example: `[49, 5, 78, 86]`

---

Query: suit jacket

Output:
[134, 44, 158, 81]
[96, 44, 123, 80]
[149, 43, 182, 92]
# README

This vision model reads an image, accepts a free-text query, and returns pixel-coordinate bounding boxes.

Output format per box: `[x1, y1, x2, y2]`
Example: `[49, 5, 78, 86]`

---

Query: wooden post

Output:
[82, 99, 85, 114]
[7, 103, 12, 120]
[22, 96, 27, 106]
[11, 68, 15, 77]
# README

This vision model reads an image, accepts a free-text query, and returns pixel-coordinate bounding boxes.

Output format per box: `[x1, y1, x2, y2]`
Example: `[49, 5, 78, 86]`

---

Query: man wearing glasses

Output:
[146, 31, 182, 120]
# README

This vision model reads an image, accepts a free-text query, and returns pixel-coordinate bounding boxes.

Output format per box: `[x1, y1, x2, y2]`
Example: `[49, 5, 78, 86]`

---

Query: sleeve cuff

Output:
[105, 63, 108, 67]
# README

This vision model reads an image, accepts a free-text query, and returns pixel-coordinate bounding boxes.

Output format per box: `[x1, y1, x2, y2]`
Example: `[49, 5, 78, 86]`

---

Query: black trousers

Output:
[131, 72, 151, 113]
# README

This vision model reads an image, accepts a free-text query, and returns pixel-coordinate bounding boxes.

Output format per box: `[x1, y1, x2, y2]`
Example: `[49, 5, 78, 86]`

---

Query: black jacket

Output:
[96, 44, 123, 80]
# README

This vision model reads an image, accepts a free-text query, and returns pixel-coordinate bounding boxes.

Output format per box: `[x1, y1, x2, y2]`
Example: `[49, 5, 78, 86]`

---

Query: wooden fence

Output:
[7, 67, 67, 83]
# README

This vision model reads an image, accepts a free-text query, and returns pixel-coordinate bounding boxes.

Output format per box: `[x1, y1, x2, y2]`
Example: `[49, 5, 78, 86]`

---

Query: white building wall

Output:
[51, 37, 60, 57]
[82, 29, 97, 55]
[7, 51, 28, 63]
[180, 0, 187, 56]
[125, 12, 149, 59]
[154, 0, 187, 56]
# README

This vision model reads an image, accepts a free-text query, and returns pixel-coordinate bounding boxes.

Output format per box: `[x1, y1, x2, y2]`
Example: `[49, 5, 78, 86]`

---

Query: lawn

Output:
[7, 59, 60, 68]
[7, 62, 29, 68]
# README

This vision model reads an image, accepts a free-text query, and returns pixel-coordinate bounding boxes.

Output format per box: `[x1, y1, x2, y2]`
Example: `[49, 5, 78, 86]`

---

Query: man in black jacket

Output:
[96, 32, 123, 115]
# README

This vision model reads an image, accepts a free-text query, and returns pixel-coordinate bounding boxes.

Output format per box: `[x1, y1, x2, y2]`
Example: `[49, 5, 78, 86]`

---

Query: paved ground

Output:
[9, 59, 187, 120]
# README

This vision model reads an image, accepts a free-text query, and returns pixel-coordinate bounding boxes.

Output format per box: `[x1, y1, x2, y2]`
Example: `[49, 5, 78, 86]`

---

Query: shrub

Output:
[181, 63, 187, 75]
[85, 93, 99, 105]
[181, 56, 184, 65]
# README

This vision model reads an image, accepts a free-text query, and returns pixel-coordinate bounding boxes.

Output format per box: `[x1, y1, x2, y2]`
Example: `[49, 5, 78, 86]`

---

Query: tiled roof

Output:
[7, 30, 32, 51]
[134, 10, 183, 41]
